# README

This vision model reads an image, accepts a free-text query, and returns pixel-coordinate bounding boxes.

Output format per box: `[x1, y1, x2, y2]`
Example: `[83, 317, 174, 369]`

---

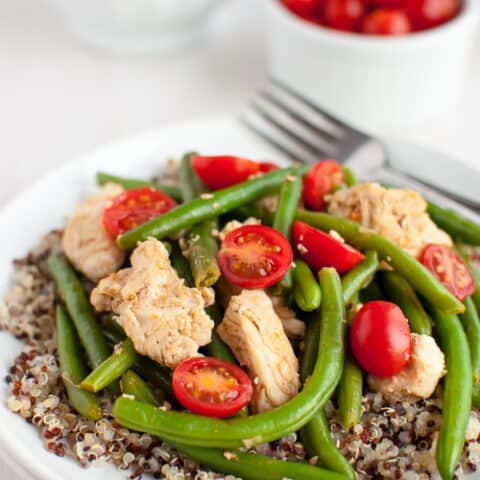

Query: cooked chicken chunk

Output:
[90, 238, 215, 368]
[328, 183, 452, 257]
[368, 334, 446, 403]
[62, 183, 126, 282]
[218, 289, 300, 412]
[215, 277, 304, 338]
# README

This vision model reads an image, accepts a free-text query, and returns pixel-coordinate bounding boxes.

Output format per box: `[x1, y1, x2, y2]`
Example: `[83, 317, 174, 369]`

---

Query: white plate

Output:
[0, 115, 478, 480]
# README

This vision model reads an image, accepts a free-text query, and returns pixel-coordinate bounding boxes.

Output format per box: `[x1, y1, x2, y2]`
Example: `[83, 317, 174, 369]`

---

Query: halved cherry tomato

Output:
[103, 187, 177, 238]
[281, 0, 321, 19]
[217, 225, 293, 289]
[303, 160, 344, 211]
[292, 221, 364, 273]
[321, 0, 366, 32]
[351, 301, 412, 377]
[419, 244, 475, 301]
[405, 0, 460, 30]
[259, 161, 280, 173]
[362, 8, 412, 35]
[191, 155, 261, 190]
[368, 0, 405, 6]
[172, 357, 253, 418]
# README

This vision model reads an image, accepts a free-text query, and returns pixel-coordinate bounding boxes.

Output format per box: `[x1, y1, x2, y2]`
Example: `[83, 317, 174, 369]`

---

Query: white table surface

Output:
[0, 0, 479, 477]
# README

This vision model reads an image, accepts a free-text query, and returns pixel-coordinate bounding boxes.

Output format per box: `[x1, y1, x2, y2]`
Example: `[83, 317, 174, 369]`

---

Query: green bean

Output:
[300, 411, 356, 480]
[342, 167, 357, 187]
[112, 268, 345, 448]
[120, 370, 162, 406]
[296, 211, 464, 314]
[47, 255, 110, 368]
[170, 243, 195, 287]
[299, 280, 355, 479]
[118, 165, 310, 250]
[456, 247, 480, 314]
[273, 174, 303, 289]
[460, 297, 480, 384]
[379, 271, 432, 335]
[429, 307, 472, 480]
[81, 339, 137, 392]
[179, 153, 221, 287]
[341, 251, 379, 306]
[101, 320, 175, 401]
[56, 306, 102, 420]
[168, 439, 348, 480]
[337, 352, 363, 430]
[292, 259, 322, 312]
[427, 201, 480, 246]
[473, 383, 480, 409]
[96, 172, 182, 202]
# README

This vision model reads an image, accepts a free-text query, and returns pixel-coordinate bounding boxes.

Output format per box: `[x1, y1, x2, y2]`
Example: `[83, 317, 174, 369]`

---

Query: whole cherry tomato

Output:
[362, 8, 412, 35]
[321, 0, 366, 32]
[405, 0, 461, 30]
[351, 301, 412, 377]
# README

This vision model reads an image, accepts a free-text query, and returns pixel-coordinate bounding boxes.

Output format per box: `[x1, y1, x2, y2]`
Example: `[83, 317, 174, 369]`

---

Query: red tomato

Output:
[217, 225, 293, 289]
[103, 187, 177, 238]
[367, 0, 405, 6]
[292, 221, 364, 273]
[259, 162, 280, 173]
[172, 357, 253, 418]
[303, 160, 344, 211]
[362, 8, 412, 34]
[321, 0, 366, 32]
[351, 301, 412, 377]
[405, 0, 461, 30]
[281, 0, 321, 19]
[191, 155, 260, 190]
[419, 244, 475, 301]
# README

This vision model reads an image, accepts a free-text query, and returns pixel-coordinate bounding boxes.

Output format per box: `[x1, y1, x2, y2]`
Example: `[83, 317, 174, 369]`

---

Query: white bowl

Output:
[266, 0, 480, 133]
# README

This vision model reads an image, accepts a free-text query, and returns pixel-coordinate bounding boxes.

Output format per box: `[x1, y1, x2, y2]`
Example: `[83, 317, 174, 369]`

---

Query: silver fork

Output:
[241, 77, 480, 223]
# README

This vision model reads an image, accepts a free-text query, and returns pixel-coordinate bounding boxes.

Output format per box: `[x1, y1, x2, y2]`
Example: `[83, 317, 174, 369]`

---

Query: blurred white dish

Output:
[45, 0, 222, 54]
[0, 115, 478, 479]
[266, 0, 480, 133]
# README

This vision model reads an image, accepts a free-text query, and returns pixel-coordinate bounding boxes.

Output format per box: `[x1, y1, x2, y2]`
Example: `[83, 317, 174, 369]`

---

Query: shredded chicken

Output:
[218, 289, 300, 412]
[62, 183, 126, 282]
[368, 334, 446, 403]
[90, 238, 214, 368]
[328, 183, 452, 257]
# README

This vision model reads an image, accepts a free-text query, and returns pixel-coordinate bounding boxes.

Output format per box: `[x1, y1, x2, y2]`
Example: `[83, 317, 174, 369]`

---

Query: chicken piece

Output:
[218, 289, 300, 412]
[328, 183, 452, 257]
[215, 277, 305, 338]
[90, 238, 214, 368]
[62, 183, 125, 282]
[368, 333, 446, 403]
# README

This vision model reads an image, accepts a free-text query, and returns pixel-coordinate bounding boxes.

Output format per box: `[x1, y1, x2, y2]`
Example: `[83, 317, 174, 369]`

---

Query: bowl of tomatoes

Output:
[266, 0, 479, 132]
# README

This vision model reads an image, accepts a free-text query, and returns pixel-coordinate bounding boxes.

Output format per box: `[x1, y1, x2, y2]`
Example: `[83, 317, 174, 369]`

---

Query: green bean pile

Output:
[41, 156, 480, 480]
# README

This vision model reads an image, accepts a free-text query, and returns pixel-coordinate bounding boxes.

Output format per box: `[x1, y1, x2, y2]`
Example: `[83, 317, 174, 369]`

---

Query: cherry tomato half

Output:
[191, 155, 261, 190]
[103, 187, 177, 238]
[419, 244, 475, 301]
[303, 160, 344, 211]
[368, 0, 405, 7]
[405, 0, 461, 30]
[321, 0, 366, 32]
[217, 225, 293, 289]
[292, 221, 364, 273]
[172, 357, 253, 418]
[362, 8, 412, 35]
[351, 301, 412, 377]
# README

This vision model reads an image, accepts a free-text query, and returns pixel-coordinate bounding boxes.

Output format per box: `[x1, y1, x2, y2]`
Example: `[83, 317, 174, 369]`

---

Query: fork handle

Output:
[371, 167, 480, 225]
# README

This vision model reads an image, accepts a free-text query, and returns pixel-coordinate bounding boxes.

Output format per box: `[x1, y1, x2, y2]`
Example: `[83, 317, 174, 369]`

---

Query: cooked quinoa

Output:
[1, 231, 480, 479]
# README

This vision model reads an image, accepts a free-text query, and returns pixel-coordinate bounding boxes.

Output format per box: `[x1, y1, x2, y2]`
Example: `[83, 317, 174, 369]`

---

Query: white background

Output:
[0, 0, 479, 476]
